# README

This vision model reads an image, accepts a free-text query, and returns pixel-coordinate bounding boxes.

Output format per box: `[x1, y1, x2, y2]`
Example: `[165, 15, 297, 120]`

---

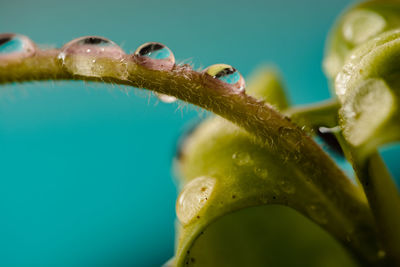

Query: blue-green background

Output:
[0, 0, 398, 266]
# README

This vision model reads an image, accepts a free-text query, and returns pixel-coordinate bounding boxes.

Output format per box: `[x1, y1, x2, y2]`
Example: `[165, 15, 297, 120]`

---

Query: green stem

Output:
[354, 151, 400, 265]
[286, 94, 400, 265]
[0, 51, 382, 264]
[336, 128, 400, 265]
[0, 51, 338, 164]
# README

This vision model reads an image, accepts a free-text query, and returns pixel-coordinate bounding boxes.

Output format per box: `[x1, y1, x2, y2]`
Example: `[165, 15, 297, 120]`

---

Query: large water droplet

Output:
[0, 33, 36, 61]
[134, 42, 175, 71]
[306, 204, 328, 225]
[204, 64, 245, 92]
[59, 36, 127, 79]
[176, 176, 216, 225]
[232, 152, 253, 166]
[155, 92, 177, 103]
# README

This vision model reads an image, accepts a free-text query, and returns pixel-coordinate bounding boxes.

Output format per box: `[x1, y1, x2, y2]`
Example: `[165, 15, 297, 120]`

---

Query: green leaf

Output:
[174, 205, 357, 267]
[172, 114, 379, 266]
[324, 1, 400, 82]
[334, 29, 400, 158]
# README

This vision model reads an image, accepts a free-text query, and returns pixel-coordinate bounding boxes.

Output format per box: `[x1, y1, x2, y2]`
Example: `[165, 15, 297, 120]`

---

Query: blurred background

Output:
[0, 0, 398, 266]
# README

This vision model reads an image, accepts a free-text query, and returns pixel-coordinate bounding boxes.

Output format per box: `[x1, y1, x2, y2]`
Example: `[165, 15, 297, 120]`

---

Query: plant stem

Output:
[0, 51, 383, 264]
[353, 151, 400, 265]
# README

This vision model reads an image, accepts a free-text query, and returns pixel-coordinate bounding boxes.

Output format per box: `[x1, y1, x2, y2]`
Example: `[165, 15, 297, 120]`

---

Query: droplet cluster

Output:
[0, 33, 247, 100]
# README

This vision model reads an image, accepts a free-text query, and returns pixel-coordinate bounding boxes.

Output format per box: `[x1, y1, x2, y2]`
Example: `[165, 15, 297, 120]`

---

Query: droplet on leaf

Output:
[176, 176, 216, 225]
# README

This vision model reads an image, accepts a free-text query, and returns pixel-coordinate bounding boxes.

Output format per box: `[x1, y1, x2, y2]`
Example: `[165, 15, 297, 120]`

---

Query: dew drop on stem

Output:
[134, 42, 175, 71]
[59, 36, 127, 79]
[0, 33, 36, 62]
[204, 64, 245, 92]
[155, 92, 177, 103]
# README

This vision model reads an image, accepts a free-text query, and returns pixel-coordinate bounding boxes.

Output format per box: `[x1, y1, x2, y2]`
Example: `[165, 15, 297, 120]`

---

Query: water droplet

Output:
[155, 92, 177, 103]
[342, 10, 386, 45]
[232, 152, 253, 166]
[134, 42, 175, 71]
[59, 36, 127, 79]
[280, 179, 295, 194]
[0, 33, 36, 61]
[176, 176, 216, 225]
[254, 167, 268, 179]
[204, 64, 245, 92]
[306, 204, 328, 225]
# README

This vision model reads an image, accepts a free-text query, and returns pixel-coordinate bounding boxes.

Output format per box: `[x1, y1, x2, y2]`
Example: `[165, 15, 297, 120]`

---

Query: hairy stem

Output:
[0, 50, 382, 264]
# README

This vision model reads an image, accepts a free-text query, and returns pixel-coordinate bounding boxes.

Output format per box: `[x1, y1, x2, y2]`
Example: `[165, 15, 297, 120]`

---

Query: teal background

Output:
[0, 0, 398, 266]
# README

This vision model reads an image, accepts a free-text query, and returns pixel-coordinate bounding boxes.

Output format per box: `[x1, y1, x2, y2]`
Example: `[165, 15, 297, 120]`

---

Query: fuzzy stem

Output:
[353, 151, 400, 266]
[336, 128, 400, 266]
[0, 51, 383, 264]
